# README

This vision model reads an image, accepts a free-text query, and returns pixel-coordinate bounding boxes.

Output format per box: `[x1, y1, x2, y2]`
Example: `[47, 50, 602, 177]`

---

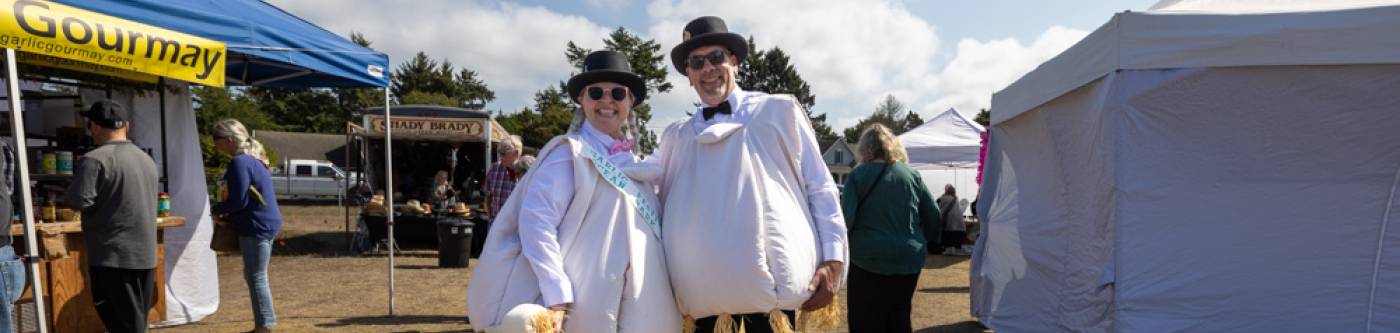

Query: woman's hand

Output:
[547, 303, 569, 331]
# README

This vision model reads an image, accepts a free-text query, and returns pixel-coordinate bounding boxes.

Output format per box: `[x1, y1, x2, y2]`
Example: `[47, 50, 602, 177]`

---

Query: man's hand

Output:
[801, 261, 843, 311]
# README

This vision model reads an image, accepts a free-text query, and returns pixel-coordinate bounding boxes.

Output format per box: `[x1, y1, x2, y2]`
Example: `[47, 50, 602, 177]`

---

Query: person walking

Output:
[841, 123, 942, 333]
[937, 185, 971, 256]
[211, 119, 282, 333]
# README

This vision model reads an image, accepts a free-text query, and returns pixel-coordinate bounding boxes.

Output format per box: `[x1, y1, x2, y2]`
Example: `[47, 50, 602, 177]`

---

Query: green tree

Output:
[564, 27, 671, 154]
[844, 95, 916, 141]
[975, 108, 990, 127]
[737, 37, 840, 146]
[903, 110, 925, 132]
[194, 86, 283, 194]
[334, 32, 386, 119]
[398, 90, 460, 107]
[499, 84, 574, 149]
[244, 87, 344, 133]
[391, 51, 495, 109]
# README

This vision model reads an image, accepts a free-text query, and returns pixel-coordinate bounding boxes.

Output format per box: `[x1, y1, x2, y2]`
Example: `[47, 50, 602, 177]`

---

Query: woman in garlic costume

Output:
[467, 50, 681, 332]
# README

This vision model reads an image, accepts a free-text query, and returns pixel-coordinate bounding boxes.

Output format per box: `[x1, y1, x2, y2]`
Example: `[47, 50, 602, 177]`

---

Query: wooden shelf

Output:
[28, 174, 73, 182]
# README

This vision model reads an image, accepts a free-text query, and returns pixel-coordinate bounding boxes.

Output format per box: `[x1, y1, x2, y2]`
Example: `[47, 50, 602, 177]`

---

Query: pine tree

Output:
[564, 27, 671, 154]
[975, 108, 990, 127]
[390, 51, 495, 109]
[844, 95, 917, 141]
[736, 37, 839, 146]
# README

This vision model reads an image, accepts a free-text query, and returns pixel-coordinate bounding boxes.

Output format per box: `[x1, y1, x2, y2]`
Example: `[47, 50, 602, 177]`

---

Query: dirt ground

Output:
[155, 204, 987, 333]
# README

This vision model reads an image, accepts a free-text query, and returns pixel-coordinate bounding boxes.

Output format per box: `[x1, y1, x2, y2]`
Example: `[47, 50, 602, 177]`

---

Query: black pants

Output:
[89, 266, 154, 333]
[847, 264, 920, 333]
[942, 230, 968, 250]
[695, 310, 795, 333]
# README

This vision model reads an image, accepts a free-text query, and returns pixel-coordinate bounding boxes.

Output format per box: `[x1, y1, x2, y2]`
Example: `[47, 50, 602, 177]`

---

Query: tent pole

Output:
[158, 78, 169, 193]
[484, 112, 492, 193]
[344, 128, 351, 251]
[384, 87, 395, 316]
[5, 48, 49, 333]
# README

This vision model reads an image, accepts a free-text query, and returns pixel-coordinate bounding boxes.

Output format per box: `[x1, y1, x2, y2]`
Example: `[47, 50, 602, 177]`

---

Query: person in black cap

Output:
[468, 50, 680, 332]
[652, 16, 848, 333]
[66, 100, 160, 333]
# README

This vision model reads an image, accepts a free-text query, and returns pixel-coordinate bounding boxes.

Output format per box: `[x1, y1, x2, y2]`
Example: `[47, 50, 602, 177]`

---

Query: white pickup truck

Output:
[270, 159, 358, 199]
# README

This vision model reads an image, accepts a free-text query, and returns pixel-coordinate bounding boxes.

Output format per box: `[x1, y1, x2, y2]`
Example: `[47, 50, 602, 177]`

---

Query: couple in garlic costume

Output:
[468, 16, 848, 333]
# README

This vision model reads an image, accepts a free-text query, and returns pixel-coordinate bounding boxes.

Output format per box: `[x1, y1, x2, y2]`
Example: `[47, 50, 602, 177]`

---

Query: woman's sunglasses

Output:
[686, 49, 729, 70]
[587, 86, 629, 101]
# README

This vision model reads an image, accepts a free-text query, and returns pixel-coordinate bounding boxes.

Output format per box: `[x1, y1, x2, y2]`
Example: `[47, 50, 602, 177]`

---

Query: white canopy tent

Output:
[899, 108, 985, 214]
[974, 1, 1400, 332]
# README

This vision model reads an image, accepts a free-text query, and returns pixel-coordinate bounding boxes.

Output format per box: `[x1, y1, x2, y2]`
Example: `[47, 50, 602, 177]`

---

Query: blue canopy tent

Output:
[0, 1, 401, 330]
[56, 0, 390, 88]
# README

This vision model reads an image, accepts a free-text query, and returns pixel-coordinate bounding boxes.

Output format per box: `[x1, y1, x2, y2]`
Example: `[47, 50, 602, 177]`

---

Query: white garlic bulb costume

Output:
[654, 89, 849, 319]
[467, 121, 681, 332]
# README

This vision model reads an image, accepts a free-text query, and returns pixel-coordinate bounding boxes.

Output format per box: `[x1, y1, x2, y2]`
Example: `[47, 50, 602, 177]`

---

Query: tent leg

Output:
[5, 48, 49, 333]
[344, 130, 351, 252]
[158, 78, 169, 193]
[384, 88, 395, 316]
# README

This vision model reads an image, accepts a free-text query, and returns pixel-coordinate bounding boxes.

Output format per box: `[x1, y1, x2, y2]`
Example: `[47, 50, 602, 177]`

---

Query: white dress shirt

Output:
[517, 120, 640, 307]
[653, 88, 848, 263]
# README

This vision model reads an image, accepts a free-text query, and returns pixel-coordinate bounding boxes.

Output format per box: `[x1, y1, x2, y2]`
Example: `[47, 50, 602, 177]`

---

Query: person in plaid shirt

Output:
[483, 135, 523, 219]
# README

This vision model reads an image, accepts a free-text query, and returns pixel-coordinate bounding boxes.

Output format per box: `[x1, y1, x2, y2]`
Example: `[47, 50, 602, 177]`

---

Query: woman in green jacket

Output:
[841, 123, 942, 333]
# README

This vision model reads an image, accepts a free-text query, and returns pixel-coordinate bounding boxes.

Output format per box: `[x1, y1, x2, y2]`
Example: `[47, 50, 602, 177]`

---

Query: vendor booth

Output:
[898, 108, 984, 216]
[975, 0, 1400, 331]
[0, 0, 390, 331]
[349, 105, 510, 255]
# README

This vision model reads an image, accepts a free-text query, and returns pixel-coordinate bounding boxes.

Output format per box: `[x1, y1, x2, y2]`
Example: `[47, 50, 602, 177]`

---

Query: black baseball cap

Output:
[81, 100, 127, 128]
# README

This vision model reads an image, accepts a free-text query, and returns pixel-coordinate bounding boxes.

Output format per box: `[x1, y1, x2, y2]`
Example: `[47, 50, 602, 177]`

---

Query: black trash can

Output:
[436, 218, 474, 267]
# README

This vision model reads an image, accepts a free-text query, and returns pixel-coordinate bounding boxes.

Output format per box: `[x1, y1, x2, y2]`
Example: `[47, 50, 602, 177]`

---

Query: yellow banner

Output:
[16, 50, 158, 83]
[0, 0, 225, 87]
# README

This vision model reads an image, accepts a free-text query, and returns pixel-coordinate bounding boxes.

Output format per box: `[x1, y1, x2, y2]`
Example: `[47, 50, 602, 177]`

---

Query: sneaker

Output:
[961, 245, 976, 253]
[945, 247, 972, 257]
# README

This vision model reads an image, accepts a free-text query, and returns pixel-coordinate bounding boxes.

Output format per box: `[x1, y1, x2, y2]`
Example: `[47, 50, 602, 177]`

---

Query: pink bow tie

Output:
[608, 139, 633, 155]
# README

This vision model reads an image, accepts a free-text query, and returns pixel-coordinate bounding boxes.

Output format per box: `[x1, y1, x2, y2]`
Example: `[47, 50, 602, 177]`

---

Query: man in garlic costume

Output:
[467, 50, 681, 332]
[654, 16, 849, 333]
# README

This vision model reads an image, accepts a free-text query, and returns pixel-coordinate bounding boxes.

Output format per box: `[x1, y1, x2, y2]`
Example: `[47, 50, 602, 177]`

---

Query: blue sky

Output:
[269, 0, 1157, 134]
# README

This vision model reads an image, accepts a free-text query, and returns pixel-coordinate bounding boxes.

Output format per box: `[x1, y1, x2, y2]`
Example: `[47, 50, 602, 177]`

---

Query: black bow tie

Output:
[702, 101, 732, 120]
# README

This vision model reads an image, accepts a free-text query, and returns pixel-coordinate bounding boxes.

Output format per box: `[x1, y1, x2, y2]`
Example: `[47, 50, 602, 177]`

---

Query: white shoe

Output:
[961, 245, 976, 253]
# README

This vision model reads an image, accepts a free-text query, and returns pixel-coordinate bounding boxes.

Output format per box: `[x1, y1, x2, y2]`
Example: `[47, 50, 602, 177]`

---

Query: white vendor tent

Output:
[973, 1, 1400, 332]
[899, 108, 985, 214]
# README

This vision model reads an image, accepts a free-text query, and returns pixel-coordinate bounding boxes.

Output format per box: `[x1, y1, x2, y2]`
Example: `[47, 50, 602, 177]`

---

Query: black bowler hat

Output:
[81, 100, 127, 128]
[566, 50, 648, 104]
[669, 16, 748, 75]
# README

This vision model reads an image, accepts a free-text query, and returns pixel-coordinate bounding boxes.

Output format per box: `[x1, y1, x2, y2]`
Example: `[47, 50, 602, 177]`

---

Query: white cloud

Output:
[922, 25, 1089, 120]
[644, 0, 942, 135]
[642, 0, 1088, 135]
[266, 0, 612, 113]
[265, 0, 1088, 139]
[586, 0, 633, 11]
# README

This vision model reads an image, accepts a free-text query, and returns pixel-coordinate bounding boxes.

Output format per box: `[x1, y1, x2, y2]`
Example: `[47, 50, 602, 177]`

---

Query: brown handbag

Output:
[210, 218, 240, 252]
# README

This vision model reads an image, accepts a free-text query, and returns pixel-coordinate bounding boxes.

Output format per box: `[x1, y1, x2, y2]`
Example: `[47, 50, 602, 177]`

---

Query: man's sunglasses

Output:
[686, 49, 729, 70]
[587, 86, 629, 101]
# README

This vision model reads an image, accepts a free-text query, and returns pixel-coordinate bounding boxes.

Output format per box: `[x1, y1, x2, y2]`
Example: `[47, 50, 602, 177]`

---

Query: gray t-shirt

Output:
[66, 140, 159, 269]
